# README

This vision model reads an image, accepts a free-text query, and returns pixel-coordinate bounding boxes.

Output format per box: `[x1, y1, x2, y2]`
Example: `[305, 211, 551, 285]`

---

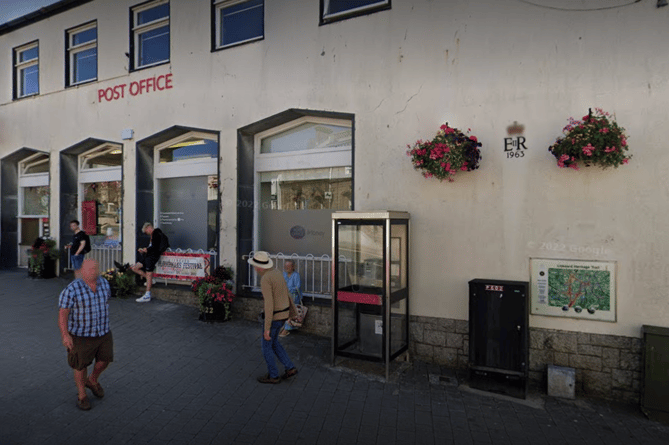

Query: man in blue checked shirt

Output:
[58, 259, 113, 411]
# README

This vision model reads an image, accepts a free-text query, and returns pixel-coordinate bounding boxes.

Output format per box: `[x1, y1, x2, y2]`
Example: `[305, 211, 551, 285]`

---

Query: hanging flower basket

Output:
[548, 108, 631, 170]
[407, 123, 482, 182]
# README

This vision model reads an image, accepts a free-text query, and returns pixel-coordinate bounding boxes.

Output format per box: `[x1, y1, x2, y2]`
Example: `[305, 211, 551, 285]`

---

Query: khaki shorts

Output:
[67, 332, 114, 370]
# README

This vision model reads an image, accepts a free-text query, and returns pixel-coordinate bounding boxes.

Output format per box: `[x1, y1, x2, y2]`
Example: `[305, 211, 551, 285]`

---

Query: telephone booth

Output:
[332, 211, 410, 379]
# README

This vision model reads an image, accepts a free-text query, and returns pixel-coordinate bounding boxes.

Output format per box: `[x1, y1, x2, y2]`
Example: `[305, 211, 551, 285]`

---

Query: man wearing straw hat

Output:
[248, 251, 299, 384]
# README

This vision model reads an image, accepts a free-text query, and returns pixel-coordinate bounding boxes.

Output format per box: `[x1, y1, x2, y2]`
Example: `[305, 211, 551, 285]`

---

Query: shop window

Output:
[66, 22, 97, 86]
[213, 0, 264, 50]
[21, 186, 49, 216]
[131, 0, 170, 70]
[158, 138, 218, 164]
[13, 42, 39, 99]
[154, 132, 219, 251]
[320, 0, 390, 24]
[255, 117, 352, 257]
[17, 152, 50, 267]
[82, 182, 122, 241]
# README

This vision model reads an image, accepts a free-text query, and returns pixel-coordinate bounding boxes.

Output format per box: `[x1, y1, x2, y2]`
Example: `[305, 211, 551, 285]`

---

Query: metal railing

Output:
[244, 251, 351, 300]
[67, 244, 122, 273]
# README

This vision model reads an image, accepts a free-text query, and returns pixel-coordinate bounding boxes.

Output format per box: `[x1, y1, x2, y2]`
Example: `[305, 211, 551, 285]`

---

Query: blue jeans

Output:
[262, 319, 295, 378]
[71, 254, 85, 271]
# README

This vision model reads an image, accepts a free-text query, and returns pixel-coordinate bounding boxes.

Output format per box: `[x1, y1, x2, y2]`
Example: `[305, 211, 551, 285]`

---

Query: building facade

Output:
[1, 0, 668, 402]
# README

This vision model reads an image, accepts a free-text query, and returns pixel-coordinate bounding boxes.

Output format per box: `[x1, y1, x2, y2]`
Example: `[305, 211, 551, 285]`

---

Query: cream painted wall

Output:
[1, 0, 667, 337]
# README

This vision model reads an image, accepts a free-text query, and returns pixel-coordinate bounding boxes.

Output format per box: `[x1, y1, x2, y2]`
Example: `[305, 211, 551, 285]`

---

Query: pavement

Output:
[1, 269, 669, 445]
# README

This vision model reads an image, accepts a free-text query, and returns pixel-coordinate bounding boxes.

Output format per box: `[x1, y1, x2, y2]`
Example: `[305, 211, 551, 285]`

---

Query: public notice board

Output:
[530, 258, 616, 322]
[154, 252, 211, 281]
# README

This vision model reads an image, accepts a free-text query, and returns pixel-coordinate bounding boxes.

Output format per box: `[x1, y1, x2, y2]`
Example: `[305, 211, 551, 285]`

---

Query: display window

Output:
[78, 144, 123, 245]
[17, 152, 50, 266]
[154, 132, 219, 251]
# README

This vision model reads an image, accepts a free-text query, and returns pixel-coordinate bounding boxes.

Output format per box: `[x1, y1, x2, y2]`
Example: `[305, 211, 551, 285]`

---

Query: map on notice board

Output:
[530, 258, 616, 322]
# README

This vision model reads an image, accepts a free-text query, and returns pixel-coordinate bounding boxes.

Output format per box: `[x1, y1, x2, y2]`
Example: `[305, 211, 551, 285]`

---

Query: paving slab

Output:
[1, 269, 669, 445]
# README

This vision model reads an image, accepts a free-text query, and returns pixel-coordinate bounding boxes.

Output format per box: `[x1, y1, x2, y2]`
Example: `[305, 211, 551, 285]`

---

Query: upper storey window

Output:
[14, 42, 39, 99]
[213, 0, 264, 50]
[131, 0, 170, 70]
[320, 0, 390, 25]
[66, 22, 98, 86]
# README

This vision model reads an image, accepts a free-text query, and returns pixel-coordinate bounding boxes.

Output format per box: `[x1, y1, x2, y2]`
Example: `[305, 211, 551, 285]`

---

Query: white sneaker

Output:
[136, 293, 151, 303]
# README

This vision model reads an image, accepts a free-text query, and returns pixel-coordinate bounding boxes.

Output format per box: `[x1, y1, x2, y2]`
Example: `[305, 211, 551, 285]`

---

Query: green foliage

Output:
[548, 108, 631, 170]
[406, 123, 482, 182]
[28, 238, 60, 276]
[191, 266, 236, 321]
[102, 268, 139, 298]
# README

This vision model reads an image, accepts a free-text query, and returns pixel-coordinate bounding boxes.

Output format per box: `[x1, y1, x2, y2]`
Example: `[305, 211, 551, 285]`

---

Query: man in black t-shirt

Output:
[66, 220, 90, 273]
[130, 222, 169, 303]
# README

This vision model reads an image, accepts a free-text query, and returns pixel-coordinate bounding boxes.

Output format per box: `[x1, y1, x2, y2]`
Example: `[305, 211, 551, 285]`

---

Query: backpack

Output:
[82, 233, 92, 254]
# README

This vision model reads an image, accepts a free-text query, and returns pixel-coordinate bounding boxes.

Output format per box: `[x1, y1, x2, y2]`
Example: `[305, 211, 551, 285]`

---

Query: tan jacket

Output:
[261, 269, 298, 331]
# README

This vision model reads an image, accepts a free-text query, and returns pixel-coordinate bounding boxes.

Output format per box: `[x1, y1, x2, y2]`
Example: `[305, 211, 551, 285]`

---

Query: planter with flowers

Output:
[28, 238, 60, 278]
[102, 265, 139, 298]
[407, 123, 482, 182]
[191, 266, 236, 322]
[548, 108, 631, 170]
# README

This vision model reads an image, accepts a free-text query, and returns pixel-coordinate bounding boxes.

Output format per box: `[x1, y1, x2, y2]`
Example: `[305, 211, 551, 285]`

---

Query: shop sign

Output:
[97, 73, 173, 103]
[154, 252, 211, 281]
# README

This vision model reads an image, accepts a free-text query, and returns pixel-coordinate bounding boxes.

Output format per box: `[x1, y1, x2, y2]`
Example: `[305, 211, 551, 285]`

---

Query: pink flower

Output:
[559, 154, 570, 162]
[621, 137, 627, 147]
[582, 143, 595, 157]
[444, 127, 455, 134]
[469, 135, 477, 142]
[604, 146, 616, 153]
[622, 158, 629, 164]
[599, 128, 609, 134]
[569, 162, 579, 171]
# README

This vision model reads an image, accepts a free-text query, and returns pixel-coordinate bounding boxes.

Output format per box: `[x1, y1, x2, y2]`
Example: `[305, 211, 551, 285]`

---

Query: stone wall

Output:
[214, 296, 644, 404]
[409, 314, 642, 404]
[231, 295, 333, 337]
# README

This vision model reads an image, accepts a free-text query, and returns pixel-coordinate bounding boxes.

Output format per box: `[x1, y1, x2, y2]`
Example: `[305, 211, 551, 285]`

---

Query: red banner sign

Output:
[81, 200, 97, 235]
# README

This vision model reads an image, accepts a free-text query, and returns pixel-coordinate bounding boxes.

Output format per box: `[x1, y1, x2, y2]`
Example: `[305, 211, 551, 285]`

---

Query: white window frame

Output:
[14, 42, 39, 98]
[154, 132, 218, 179]
[78, 143, 123, 184]
[322, 0, 389, 22]
[153, 131, 218, 229]
[252, 116, 352, 252]
[76, 144, 123, 240]
[18, 153, 50, 217]
[132, 0, 170, 69]
[214, 0, 264, 50]
[67, 22, 97, 86]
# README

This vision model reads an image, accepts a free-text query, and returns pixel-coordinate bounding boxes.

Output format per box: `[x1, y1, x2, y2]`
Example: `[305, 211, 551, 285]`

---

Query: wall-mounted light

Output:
[659, 0, 668, 8]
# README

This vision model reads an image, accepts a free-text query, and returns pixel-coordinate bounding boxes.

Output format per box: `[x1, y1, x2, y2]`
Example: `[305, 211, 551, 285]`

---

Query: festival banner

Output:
[154, 252, 211, 281]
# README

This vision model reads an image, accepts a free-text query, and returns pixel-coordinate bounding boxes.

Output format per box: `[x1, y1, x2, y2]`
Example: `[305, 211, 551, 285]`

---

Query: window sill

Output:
[212, 35, 264, 53]
[130, 60, 170, 73]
